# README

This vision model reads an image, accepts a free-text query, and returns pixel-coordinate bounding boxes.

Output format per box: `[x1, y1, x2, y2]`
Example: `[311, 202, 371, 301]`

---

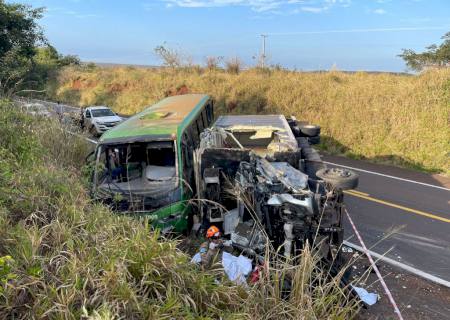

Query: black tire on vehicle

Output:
[291, 125, 301, 137]
[299, 124, 321, 137]
[308, 135, 320, 145]
[316, 167, 359, 190]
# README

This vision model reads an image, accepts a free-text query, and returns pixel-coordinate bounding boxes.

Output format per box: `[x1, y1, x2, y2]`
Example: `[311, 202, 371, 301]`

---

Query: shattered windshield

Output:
[94, 141, 178, 196]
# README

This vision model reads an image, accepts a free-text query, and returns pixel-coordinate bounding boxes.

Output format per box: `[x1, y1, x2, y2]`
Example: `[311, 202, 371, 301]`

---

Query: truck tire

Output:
[316, 168, 359, 190]
[291, 125, 301, 137]
[300, 124, 320, 137]
[308, 135, 320, 145]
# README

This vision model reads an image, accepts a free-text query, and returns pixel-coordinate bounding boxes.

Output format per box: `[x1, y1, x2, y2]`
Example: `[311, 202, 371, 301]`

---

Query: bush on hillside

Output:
[225, 57, 243, 74]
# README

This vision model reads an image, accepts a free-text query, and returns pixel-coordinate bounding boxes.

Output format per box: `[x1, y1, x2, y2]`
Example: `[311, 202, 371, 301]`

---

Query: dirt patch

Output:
[346, 250, 450, 320]
[179, 235, 450, 319]
[164, 84, 190, 97]
[71, 78, 97, 90]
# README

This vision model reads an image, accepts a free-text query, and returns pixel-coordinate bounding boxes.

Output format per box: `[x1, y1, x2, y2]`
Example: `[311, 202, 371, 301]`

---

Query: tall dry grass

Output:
[0, 100, 361, 319]
[45, 66, 450, 174]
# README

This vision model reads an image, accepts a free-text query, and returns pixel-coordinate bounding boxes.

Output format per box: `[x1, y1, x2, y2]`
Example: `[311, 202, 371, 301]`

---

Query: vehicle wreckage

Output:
[88, 94, 358, 266]
[194, 114, 359, 263]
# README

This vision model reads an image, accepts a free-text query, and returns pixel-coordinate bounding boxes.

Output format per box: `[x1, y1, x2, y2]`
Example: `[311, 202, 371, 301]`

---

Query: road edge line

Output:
[324, 161, 450, 192]
[343, 240, 450, 288]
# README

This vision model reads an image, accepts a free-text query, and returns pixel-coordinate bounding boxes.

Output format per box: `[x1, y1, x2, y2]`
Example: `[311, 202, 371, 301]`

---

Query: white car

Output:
[82, 106, 123, 136]
[23, 103, 52, 118]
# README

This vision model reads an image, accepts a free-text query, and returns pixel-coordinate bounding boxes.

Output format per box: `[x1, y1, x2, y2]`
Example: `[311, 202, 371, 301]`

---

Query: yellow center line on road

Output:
[344, 190, 450, 223]
[347, 189, 370, 197]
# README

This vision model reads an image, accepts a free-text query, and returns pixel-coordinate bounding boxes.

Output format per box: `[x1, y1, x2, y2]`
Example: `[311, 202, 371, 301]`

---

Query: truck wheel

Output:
[300, 124, 321, 137]
[316, 168, 359, 190]
[291, 125, 301, 137]
[308, 135, 320, 145]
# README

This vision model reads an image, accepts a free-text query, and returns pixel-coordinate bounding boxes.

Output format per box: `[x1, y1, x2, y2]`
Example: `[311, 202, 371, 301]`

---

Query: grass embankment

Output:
[0, 101, 358, 319]
[48, 66, 449, 175]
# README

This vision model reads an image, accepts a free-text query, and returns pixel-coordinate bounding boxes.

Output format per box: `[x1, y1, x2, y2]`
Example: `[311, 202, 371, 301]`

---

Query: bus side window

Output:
[201, 109, 208, 128]
[182, 133, 192, 167]
[190, 123, 200, 147]
[195, 115, 204, 137]
[206, 103, 214, 125]
[181, 132, 195, 192]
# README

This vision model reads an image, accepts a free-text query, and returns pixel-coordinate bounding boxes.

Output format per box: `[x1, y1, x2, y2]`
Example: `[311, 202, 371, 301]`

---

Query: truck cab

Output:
[194, 114, 358, 264]
[82, 106, 123, 136]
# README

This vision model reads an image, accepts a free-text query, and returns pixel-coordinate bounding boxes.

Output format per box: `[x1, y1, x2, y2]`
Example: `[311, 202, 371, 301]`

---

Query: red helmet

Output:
[206, 225, 221, 238]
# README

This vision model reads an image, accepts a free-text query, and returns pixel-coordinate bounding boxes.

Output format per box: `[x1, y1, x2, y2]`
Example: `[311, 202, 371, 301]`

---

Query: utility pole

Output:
[260, 34, 268, 68]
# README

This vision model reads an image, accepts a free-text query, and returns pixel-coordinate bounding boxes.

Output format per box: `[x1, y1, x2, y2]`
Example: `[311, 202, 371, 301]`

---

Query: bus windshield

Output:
[94, 141, 178, 196]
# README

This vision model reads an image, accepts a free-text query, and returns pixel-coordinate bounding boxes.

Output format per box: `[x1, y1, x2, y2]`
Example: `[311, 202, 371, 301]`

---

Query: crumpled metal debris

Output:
[267, 194, 314, 214]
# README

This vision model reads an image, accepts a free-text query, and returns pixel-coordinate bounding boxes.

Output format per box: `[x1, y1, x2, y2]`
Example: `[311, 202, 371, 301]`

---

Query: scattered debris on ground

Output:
[341, 247, 450, 320]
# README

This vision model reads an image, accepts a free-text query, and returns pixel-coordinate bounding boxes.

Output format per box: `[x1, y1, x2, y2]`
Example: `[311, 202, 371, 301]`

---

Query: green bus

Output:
[90, 94, 214, 232]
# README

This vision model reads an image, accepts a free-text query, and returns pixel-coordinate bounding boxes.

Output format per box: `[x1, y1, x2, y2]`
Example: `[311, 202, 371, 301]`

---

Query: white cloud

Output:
[301, 6, 327, 13]
[373, 8, 386, 14]
[158, 0, 352, 13]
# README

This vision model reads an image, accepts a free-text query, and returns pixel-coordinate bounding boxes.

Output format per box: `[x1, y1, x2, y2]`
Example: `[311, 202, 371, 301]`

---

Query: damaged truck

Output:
[194, 115, 359, 265]
[89, 94, 358, 265]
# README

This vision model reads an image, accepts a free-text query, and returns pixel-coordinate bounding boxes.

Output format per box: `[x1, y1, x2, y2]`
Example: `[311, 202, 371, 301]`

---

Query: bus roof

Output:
[99, 94, 210, 144]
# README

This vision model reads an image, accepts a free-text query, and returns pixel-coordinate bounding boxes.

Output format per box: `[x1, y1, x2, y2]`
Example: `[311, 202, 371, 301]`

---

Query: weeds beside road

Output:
[45, 66, 450, 175]
[0, 100, 361, 319]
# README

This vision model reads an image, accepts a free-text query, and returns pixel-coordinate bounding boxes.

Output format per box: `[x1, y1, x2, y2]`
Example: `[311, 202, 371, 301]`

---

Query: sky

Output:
[12, 0, 450, 71]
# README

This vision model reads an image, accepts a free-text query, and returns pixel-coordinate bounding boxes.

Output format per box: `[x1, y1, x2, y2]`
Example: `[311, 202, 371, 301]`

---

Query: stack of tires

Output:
[286, 117, 324, 183]
[286, 116, 359, 191]
[286, 117, 321, 144]
[298, 124, 321, 145]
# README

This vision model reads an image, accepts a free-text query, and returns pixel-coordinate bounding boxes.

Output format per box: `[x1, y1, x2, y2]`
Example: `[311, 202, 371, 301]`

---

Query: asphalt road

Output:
[322, 154, 450, 282]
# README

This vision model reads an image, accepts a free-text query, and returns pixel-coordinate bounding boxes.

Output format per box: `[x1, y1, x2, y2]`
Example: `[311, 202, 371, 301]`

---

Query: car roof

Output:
[99, 94, 210, 144]
[87, 106, 111, 110]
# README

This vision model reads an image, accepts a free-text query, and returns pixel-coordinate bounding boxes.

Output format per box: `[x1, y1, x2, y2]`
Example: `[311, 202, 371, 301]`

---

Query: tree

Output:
[154, 44, 183, 68]
[399, 32, 450, 71]
[0, 1, 45, 95]
[0, 2, 79, 96]
[25, 45, 80, 95]
[205, 56, 223, 71]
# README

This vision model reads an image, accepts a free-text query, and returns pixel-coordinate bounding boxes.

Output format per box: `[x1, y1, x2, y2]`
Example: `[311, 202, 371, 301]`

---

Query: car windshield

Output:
[91, 109, 115, 117]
